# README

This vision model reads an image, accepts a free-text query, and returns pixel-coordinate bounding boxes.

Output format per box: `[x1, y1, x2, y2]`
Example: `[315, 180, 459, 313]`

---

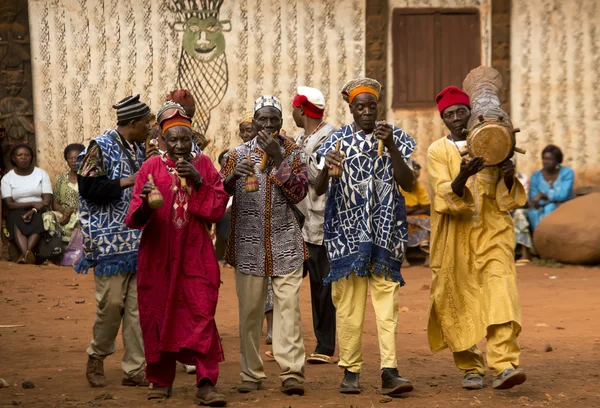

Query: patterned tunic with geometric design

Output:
[220, 135, 309, 277]
[75, 129, 144, 276]
[317, 124, 416, 284]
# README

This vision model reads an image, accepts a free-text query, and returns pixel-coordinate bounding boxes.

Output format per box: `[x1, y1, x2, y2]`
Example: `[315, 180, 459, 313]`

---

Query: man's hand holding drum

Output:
[452, 156, 485, 197]
[499, 159, 515, 190]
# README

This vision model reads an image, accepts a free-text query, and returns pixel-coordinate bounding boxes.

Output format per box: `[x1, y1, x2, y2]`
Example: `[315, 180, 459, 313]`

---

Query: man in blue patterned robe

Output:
[315, 78, 416, 397]
[76, 94, 153, 388]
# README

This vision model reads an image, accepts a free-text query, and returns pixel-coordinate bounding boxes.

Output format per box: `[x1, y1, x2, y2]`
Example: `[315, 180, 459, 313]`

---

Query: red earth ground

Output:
[0, 261, 599, 408]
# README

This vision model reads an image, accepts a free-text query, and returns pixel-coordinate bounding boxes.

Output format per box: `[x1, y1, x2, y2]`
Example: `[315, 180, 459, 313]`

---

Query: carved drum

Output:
[461, 66, 525, 166]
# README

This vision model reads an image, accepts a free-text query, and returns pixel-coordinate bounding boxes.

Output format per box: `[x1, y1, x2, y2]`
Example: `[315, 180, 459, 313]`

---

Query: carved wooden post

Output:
[365, 0, 388, 120]
[0, 0, 36, 173]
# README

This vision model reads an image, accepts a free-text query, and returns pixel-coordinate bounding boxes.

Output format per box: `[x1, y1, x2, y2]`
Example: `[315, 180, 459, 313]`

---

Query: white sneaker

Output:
[183, 364, 196, 374]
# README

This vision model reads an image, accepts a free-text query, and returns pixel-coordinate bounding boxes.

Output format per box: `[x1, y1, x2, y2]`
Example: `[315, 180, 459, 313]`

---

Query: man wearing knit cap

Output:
[220, 95, 309, 396]
[77, 94, 153, 388]
[315, 78, 416, 396]
[427, 86, 526, 391]
[291, 86, 337, 365]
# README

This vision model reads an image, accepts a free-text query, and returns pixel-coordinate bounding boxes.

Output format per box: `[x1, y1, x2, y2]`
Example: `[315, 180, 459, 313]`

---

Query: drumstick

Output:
[376, 120, 386, 156]
[259, 152, 268, 171]
[328, 140, 343, 178]
[177, 157, 187, 189]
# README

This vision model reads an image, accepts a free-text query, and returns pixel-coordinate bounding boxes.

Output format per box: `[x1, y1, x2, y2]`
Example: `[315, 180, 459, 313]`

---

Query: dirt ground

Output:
[0, 261, 599, 408]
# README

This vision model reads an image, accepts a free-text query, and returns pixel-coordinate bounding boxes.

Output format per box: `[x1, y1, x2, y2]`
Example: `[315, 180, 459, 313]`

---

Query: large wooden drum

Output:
[461, 66, 525, 166]
[464, 116, 518, 167]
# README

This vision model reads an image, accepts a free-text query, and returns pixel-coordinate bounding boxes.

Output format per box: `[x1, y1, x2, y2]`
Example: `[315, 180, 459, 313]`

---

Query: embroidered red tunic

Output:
[125, 154, 229, 366]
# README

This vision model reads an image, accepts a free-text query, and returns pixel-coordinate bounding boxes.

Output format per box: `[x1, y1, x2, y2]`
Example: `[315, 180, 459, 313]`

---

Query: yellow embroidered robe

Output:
[426, 137, 526, 353]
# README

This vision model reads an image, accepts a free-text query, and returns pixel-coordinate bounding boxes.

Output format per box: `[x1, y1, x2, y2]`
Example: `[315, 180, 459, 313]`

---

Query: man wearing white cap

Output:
[292, 86, 338, 365]
[220, 95, 309, 396]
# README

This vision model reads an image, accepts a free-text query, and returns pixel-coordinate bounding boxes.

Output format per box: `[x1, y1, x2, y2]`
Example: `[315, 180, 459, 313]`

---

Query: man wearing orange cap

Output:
[166, 89, 209, 150]
[292, 86, 338, 365]
[315, 78, 416, 396]
[125, 104, 229, 405]
[427, 86, 527, 391]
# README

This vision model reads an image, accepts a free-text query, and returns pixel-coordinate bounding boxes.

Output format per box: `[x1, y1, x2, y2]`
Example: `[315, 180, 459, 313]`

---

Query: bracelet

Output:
[31, 208, 38, 214]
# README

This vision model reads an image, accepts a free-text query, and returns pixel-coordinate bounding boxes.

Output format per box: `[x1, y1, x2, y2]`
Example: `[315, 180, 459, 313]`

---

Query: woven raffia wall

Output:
[385, 0, 492, 173]
[511, 0, 600, 181]
[28, 0, 365, 179]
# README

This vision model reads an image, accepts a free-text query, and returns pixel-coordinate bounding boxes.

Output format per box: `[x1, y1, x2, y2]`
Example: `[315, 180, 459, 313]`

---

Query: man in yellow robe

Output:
[426, 86, 527, 391]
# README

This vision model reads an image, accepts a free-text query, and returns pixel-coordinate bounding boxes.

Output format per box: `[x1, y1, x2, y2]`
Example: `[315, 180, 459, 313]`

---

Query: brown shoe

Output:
[86, 356, 106, 388]
[122, 370, 150, 387]
[236, 381, 261, 393]
[281, 378, 305, 396]
[195, 382, 227, 406]
[148, 386, 172, 400]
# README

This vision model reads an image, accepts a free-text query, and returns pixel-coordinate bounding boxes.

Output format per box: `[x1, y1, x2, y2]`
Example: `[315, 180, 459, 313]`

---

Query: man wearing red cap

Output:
[125, 105, 229, 405]
[291, 86, 337, 365]
[427, 86, 527, 391]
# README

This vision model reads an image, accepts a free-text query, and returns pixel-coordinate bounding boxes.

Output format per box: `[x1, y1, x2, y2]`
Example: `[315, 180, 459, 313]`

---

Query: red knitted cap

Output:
[435, 86, 471, 116]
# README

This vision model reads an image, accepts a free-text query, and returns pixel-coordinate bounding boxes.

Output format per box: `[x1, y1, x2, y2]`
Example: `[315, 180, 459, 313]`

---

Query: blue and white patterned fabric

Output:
[75, 129, 144, 276]
[317, 124, 416, 284]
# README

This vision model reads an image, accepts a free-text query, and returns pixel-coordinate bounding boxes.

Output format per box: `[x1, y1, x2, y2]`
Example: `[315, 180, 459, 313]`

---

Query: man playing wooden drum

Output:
[426, 86, 527, 390]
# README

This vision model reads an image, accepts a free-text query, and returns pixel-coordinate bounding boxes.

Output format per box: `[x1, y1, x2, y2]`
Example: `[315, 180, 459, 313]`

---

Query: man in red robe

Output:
[125, 106, 229, 406]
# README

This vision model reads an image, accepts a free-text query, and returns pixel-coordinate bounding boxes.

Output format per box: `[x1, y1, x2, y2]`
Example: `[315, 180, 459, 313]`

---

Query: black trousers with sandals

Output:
[304, 242, 336, 357]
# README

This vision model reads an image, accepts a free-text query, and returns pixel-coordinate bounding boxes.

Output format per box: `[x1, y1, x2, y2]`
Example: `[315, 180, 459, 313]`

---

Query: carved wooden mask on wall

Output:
[0, 0, 35, 175]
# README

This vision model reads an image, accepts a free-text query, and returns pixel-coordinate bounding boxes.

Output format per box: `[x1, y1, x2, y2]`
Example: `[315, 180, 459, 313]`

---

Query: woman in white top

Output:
[1, 144, 52, 264]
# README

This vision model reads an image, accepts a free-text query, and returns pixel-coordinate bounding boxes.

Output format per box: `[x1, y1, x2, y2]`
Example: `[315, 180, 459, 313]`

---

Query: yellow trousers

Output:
[332, 272, 399, 373]
[453, 322, 520, 376]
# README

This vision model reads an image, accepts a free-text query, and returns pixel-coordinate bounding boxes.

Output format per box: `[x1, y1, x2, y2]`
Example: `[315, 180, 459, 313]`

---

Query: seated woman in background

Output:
[513, 169, 534, 264]
[1, 144, 52, 264]
[399, 161, 431, 267]
[47, 144, 85, 242]
[528, 144, 575, 231]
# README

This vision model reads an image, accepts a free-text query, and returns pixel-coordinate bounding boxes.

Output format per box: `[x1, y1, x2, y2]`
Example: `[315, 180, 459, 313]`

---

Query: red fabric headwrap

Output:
[292, 94, 324, 119]
[167, 89, 195, 107]
[435, 86, 471, 116]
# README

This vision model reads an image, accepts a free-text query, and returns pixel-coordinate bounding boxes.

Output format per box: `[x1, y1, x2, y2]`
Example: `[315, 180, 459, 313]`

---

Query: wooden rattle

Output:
[244, 153, 259, 193]
[147, 174, 164, 209]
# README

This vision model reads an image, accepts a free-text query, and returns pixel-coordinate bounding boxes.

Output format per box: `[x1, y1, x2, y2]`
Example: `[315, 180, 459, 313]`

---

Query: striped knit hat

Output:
[112, 94, 151, 123]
